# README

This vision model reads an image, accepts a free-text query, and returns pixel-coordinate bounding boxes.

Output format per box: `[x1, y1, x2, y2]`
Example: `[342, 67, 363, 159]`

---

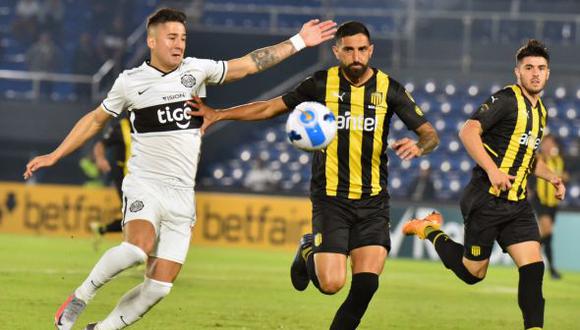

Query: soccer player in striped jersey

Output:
[188, 21, 439, 329]
[403, 40, 566, 330]
[531, 134, 568, 279]
[23, 8, 336, 330]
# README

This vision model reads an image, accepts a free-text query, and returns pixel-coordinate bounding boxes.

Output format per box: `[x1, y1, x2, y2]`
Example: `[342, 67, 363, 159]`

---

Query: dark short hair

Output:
[147, 8, 187, 30]
[516, 39, 550, 64]
[335, 21, 371, 43]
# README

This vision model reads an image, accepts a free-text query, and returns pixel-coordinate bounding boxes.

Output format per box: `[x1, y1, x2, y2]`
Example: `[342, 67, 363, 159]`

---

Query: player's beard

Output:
[341, 62, 368, 82]
[521, 78, 546, 95]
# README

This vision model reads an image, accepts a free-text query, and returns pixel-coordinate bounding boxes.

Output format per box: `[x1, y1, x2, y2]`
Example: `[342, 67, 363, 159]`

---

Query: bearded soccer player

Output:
[23, 8, 336, 330]
[187, 21, 439, 329]
[403, 40, 566, 330]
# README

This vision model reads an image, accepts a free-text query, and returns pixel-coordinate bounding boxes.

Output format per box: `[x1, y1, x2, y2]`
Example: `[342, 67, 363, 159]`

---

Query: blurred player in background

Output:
[89, 115, 131, 247]
[23, 8, 336, 330]
[403, 40, 565, 330]
[188, 21, 439, 330]
[531, 134, 568, 279]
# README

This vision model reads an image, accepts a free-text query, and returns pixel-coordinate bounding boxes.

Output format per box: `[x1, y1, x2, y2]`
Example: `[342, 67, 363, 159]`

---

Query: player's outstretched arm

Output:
[224, 19, 336, 83]
[187, 96, 288, 135]
[23, 107, 112, 179]
[534, 157, 566, 200]
[459, 119, 515, 192]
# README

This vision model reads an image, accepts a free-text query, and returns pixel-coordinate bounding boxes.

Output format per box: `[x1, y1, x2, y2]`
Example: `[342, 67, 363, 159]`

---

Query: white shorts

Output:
[121, 175, 196, 264]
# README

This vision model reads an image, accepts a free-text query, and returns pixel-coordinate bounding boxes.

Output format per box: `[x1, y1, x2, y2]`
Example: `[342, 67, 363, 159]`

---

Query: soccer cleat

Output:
[290, 233, 313, 291]
[84, 323, 97, 330]
[54, 294, 87, 330]
[550, 269, 562, 280]
[402, 211, 443, 240]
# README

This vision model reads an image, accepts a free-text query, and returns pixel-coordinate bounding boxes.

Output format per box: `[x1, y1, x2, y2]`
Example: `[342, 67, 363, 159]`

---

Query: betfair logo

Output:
[471, 246, 481, 257]
[314, 233, 323, 247]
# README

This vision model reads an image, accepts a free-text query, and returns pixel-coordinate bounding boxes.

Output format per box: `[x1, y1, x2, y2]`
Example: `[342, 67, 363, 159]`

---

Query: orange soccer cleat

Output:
[402, 211, 443, 240]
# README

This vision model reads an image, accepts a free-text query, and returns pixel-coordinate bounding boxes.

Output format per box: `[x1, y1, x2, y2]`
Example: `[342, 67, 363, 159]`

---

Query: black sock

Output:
[426, 230, 483, 285]
[329, 273, 379, 330]
[542, 235, 555, 272]
[518, 262, 545, 329]
[103, 219, 123, 234]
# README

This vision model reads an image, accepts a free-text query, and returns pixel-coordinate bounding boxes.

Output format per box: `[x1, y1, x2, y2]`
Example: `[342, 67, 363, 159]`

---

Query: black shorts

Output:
[531, 197, 558, 220]
[310, 194, 391, 255]
[460, 183, 540, 261]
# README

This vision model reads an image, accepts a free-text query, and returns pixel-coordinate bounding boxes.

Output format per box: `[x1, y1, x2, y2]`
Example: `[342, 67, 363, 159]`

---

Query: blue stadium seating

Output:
[199, 81, 580, 206]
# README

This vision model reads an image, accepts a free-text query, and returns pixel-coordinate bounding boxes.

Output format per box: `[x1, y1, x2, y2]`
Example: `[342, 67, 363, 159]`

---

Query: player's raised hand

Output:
[550, 176, 566, 200]
[186, 96, 219, 135]
[299, 19, 337, 47]
[23, 153, 58, 180]
[391, 137, 422, 160]
[487, 168, 515, 192]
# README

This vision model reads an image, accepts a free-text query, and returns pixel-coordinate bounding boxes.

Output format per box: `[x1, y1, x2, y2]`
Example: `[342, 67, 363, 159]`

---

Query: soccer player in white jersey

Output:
[23, 8, 336, 330]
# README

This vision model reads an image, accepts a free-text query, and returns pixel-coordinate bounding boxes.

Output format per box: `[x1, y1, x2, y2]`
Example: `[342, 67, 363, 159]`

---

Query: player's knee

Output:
[318, 278, 345, 295]
[127, 238, 155, 256]
[142, 277, 172, 302]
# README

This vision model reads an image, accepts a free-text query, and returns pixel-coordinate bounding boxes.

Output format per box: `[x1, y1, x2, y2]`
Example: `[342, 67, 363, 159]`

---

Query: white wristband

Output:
[290, 34, 306, 51]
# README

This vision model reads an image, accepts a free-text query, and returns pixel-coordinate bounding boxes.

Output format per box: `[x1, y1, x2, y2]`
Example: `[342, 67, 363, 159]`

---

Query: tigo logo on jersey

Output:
[157, 105, 192, 129]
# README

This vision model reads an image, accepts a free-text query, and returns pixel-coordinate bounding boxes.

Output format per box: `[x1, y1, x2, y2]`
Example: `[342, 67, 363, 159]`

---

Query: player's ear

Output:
[332, 44, 339, 60]
[513, 66, 520, 81]
[368, 44, 374, 58]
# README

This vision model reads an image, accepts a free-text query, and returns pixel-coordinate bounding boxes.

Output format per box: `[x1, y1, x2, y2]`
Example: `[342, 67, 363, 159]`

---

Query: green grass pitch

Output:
[1, 234, 579, 329]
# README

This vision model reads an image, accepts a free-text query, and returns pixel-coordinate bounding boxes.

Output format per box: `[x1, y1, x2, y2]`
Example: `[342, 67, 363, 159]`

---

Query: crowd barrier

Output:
[1, 182, 577, 270]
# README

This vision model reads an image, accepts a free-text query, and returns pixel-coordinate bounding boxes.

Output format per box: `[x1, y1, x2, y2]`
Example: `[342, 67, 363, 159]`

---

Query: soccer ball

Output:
[286, 102, 337, 151]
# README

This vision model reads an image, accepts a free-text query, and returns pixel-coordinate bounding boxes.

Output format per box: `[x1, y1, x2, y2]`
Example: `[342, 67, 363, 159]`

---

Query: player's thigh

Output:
[349, 195, 391, 254]
[314, 252, 348, 288]
[497, 201, 541, 258]
[123, 220, 156, 254]
[350, 245, 387, 275]
[147, 257, 183, 283]
[311, 196, 352, 255]
[461, 196, 501, 261]
[150, 185, 195, 266]
[507, 241, 542, 267]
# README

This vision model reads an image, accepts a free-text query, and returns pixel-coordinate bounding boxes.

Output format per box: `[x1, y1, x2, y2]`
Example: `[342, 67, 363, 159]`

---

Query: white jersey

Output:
[101, 58, 228, 187]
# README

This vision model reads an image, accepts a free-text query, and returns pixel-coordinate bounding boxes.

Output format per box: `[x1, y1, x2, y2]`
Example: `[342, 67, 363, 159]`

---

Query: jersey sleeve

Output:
[201, 59, 228, 85]
[281, 77, 317, 110]
[388, 79, 427, 131]
[101, 74, 127, 117]
[471, 90, 512, 132]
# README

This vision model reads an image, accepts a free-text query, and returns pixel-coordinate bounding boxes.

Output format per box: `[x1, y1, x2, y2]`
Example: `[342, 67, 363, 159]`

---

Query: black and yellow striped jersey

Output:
[102, 117, 132, 175]
[470, 84, 547, 201]
[282, 66, 427, 199]
[535, 154, 564, 207]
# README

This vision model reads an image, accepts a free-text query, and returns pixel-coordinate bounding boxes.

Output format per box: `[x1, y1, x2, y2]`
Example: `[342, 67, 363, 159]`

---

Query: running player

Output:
[403, 39, 565, 330]
[23, 8, 336, 330]
[187, 21, 439, 329]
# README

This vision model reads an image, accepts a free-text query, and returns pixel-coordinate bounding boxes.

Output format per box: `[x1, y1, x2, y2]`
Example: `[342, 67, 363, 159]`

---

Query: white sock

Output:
[96, 277, 173, 330]
[75, 242, 147, 302]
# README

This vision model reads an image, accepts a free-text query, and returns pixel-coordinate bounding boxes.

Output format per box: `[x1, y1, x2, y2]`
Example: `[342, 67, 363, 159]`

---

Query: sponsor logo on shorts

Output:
[471, 245, 481, 257]
[129, 200, 144, 212]
[314, 233, 322, 247]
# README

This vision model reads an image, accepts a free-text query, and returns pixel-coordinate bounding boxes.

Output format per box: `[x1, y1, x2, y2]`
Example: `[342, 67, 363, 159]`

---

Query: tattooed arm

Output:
[223, 19, 336, 83]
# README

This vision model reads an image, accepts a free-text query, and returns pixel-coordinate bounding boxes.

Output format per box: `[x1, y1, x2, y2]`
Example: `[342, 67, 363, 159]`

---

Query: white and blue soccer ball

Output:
[286, 102, 337, 151]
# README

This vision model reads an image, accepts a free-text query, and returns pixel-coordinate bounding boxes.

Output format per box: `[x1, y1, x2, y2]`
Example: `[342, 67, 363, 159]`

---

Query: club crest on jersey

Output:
[129, 200, 144, 212]
[180, 74, 196, 88]
[370, 92, 383, 106]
